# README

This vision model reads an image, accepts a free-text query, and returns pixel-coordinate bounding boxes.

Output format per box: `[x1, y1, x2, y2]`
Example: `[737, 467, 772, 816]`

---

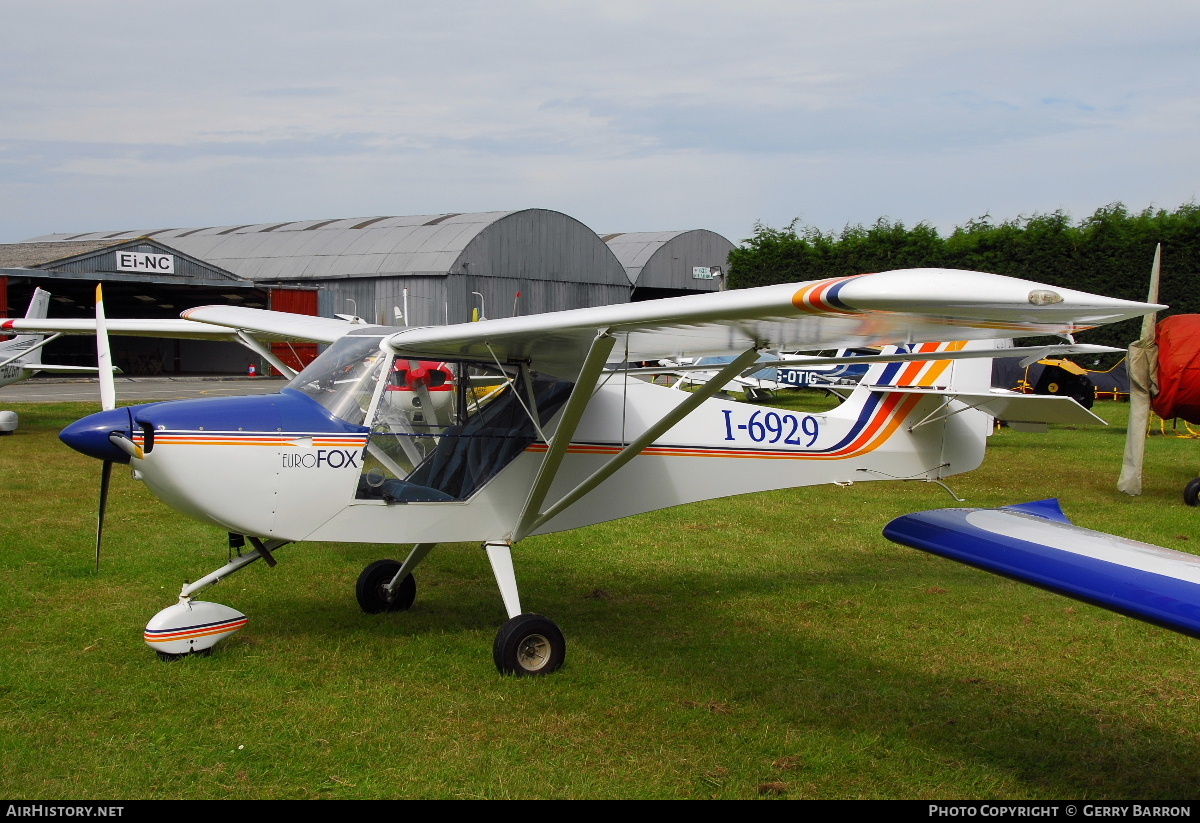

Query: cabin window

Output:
[355, 358, 572, 503]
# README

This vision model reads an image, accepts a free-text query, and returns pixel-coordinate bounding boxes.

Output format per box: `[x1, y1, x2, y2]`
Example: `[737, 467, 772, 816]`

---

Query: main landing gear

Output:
[355, 540, 566, 676]
[493, 613, 565, 675]
[356, 559, 417, 612]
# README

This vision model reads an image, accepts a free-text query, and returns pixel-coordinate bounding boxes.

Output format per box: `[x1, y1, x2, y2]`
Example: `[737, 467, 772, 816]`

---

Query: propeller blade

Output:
[97, 459, 112, 572]
[1117, 244, 1162, 496]
[95, 284, 116, 412]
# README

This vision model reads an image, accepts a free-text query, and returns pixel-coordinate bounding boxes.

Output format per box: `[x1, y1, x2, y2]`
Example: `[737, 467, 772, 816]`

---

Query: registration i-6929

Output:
[720, 408, 822, 447]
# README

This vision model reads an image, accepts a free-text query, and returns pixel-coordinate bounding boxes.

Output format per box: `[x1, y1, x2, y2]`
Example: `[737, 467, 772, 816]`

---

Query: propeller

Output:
[95, 284, 116, 571]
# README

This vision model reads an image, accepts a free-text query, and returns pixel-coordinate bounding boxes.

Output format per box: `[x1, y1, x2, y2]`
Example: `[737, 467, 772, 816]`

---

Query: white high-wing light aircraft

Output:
[0, 288, 113, 387]
[45, 270, 1157, 675]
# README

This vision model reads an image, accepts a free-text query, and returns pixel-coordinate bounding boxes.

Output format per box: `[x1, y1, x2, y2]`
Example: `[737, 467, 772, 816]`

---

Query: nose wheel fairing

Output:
[145, 599, 247, 660]
[142, 536, 289, 659]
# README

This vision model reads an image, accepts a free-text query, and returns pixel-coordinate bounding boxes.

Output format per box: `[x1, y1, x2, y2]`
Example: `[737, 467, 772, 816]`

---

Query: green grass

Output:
[0, 397, 1198, 799]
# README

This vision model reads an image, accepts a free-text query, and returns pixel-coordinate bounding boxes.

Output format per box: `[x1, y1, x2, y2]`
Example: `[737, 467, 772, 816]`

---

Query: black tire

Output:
[356, 559, 416, 613]
[493, 613, 566, 676]
[1185, 478, 1200, 507]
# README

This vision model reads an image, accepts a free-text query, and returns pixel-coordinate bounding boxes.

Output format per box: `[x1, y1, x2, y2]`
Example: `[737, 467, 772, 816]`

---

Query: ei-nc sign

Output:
[115, 251, 175, 274]
[692, 266, 714, 280]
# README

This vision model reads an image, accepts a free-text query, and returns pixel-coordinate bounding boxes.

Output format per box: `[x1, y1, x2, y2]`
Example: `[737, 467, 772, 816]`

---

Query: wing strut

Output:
[234, 330, 298, 378]
[0, 333, 62, 369]
[513, 330, 616, 541]
[515, 345, 762, 539]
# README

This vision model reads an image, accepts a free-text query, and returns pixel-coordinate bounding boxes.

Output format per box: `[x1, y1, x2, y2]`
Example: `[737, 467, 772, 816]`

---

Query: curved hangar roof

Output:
[602, 229, 735, 293]
[30, 209, 630, 288]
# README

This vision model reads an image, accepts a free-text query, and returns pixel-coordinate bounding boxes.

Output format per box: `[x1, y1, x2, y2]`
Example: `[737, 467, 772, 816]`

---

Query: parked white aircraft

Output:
[0, 288, 108, 387]
[642, 354, 786, 401]
[1, 292, 363, 381]
[40, 271, 1159, 675]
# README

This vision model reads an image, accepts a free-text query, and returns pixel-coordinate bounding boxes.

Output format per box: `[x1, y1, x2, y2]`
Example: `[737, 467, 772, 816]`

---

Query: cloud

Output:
[1, 1, 1198, 243]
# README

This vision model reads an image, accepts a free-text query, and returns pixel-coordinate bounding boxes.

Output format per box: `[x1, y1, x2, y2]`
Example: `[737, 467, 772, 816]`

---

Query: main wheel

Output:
[356, 559, 417, 613]
[1185, 478, 1200, 507]
[493, 613, 566, 676]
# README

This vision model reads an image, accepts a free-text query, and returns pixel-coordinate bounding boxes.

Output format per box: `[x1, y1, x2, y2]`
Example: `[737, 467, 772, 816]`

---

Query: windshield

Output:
[285, 334, 388, 426]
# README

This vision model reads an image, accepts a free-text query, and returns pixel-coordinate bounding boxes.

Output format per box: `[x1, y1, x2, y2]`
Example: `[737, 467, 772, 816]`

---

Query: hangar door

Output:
[268, 288, 320, 375]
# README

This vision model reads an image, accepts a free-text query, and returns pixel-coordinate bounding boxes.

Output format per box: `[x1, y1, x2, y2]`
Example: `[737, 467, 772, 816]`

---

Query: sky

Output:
[2, 1, 1197, 245]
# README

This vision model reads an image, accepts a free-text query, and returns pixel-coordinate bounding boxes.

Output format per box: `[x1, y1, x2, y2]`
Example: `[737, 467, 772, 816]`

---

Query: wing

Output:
[885, 500, 1200, 639]
[1, 307, 365, 344]
[0, 317, 239, 341]
[381, 269, 1161, 379]
[179, 306, 368, 344]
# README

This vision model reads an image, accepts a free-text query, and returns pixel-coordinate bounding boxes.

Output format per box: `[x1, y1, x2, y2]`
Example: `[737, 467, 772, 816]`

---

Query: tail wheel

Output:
[356, 559, 417, 613]
[493, 613, 565, 676]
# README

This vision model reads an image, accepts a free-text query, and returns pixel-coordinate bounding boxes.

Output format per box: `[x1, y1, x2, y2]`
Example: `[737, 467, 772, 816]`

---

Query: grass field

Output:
[0, 396, 1198, 799]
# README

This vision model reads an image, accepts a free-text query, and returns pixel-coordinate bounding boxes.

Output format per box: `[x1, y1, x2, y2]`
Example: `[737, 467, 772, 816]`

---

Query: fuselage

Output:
[59, 332, 992, 546]
[0, 363, 34, 388]
[0, 337, 40, 387]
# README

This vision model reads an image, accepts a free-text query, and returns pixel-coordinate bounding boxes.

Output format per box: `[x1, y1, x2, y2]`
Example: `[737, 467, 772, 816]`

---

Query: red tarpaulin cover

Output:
[1152, 314, 1200, 424]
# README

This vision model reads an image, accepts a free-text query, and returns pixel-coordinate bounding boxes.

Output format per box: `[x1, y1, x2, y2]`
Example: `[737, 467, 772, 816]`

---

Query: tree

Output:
[727, 202, 1199, 352]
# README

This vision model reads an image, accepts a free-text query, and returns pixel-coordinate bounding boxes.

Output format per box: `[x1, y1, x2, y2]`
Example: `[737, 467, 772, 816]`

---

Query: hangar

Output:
[602, 230, 736, 300]
[2, 209, 735, 374]
[0, 236, 269, 374]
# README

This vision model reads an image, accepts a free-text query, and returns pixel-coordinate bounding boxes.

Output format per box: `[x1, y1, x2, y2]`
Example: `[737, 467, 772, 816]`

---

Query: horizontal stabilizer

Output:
[884, 500, 1200, 638]
[25, 364, 105, 375]
[872, 388, 1106, 428]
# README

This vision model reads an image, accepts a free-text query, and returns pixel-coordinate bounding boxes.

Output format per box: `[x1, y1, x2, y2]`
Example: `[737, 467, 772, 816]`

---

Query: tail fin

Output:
[23, 287, 50, 321]
[0, 289, 105, 381]
[860, 340, 1004, 393]
[0, 289, 51, 364]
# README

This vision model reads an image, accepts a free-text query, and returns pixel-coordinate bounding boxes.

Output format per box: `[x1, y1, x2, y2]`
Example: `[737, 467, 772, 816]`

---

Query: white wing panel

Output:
[179, 306, 365, 343]
[382, 269, 1158, 380]
[0, 317, 238, 340]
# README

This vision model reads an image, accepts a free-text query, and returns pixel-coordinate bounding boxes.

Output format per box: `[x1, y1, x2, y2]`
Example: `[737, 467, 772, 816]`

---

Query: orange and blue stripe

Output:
[144, 615, 248, 645]
[791, 275, 867, 315]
